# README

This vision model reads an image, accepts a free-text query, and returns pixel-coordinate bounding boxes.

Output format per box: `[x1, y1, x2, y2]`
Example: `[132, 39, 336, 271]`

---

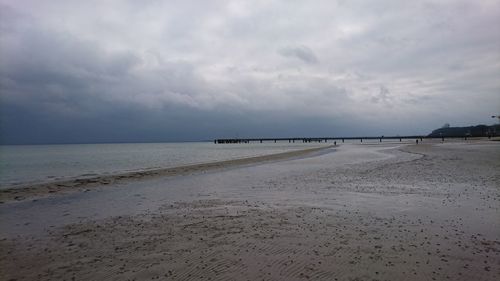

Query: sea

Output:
[0, 142, 326, 189]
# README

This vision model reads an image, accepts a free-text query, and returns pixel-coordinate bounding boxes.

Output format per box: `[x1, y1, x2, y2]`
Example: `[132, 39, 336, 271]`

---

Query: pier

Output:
[214, 135, 477, 144]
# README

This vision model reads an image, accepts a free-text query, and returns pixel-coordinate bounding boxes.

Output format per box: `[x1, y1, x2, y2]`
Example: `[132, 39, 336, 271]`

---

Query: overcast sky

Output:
[1, 0, 499, 144]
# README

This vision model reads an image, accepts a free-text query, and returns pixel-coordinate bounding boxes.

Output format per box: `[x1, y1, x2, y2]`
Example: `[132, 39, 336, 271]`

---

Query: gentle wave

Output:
[0, 145, 334, 202]
[0, 142, 330, 189]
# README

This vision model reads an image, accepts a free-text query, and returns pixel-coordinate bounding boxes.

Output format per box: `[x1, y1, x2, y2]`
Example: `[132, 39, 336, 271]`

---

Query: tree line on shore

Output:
[428, 124, 499, 137]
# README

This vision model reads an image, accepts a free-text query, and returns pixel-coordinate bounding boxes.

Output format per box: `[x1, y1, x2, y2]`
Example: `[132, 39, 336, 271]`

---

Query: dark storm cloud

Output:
[1, 0, 499, 144]
[278, 45, 318, 64]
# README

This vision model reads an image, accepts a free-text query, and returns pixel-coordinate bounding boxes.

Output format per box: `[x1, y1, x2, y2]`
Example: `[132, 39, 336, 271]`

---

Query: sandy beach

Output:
[1, 141, 499, 280]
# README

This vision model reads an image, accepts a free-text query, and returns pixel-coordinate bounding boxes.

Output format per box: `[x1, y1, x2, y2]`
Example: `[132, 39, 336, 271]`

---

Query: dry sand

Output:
[1, 141, 499, 280]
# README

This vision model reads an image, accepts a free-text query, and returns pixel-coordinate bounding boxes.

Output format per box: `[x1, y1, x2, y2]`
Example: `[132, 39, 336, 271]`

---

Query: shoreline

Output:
[0, 145, 333, 203]
[1, 141, 498, 280]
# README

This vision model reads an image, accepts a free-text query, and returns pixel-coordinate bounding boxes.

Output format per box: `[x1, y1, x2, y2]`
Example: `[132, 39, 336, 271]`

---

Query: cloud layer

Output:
[1, 0, 499, 144]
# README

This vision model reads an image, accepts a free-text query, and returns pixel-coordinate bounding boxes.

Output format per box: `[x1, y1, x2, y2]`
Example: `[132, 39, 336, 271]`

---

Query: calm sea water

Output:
[0, 142, 325, 188]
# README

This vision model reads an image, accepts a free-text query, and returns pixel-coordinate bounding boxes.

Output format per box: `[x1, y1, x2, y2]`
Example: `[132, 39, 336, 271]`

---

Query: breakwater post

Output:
[214, 135, 470, 144]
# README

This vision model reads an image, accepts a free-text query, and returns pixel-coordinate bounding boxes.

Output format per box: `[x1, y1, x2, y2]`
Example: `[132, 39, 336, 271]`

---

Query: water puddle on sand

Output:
[0, 144, 391, 238]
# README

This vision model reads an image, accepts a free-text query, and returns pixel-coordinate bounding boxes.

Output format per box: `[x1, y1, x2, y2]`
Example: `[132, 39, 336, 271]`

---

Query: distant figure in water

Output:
[416, 139, 419, 144]
[334, 141, 337, 146]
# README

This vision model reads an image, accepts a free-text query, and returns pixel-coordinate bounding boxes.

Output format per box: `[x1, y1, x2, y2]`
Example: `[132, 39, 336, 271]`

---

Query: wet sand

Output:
[1, 141, 499, 280]
[0, 145, 331, 203]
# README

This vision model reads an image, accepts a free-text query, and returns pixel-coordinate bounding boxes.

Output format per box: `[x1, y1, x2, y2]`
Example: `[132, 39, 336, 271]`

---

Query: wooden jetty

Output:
[214, 135, 481, 144]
